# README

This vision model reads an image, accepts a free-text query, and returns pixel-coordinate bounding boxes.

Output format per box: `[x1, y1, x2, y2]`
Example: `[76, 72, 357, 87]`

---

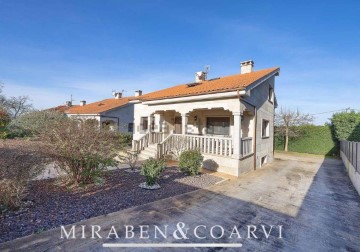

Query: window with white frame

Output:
[262, 119, 270, 138]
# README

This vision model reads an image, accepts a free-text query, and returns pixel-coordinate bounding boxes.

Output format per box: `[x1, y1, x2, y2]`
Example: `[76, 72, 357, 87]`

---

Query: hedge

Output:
[275, 125, 337, 156]
[330, 111, 360, 141]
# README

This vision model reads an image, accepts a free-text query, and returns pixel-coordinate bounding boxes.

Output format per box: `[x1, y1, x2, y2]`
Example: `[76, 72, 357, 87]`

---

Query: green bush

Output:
[179, 150, 204, 175]
[330, 111, 360, 141]
[141, 158, 165, 185]
[275, 125, 337, 156]
[118, 133, 133, 147]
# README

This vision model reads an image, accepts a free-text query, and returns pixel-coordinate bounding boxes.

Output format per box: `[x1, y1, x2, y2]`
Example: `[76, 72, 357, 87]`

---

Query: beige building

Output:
[131, 61, 280, 176]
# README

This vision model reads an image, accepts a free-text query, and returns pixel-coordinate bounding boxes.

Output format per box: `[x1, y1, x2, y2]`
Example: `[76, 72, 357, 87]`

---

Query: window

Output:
[262, 119, 270, 138]
[206, 117, 230, 135]
[268, 87, 274, 103]
[128, 123, 134, 132]
[140, 117, 148, 131]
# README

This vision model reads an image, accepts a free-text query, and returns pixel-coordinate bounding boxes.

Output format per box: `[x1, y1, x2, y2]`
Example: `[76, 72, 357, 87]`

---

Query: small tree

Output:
[4, 95, 33, 119]
[40, 119, 123, 185]
[275, 107, 313, 151]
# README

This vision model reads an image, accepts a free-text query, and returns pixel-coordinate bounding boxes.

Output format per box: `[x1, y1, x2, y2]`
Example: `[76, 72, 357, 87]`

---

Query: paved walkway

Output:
[1, 153, 360, 251]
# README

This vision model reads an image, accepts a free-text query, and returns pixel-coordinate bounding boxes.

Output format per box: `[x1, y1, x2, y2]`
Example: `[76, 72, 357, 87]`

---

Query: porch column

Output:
[148, 115, 152, 133]
[232, 111, 242, 159]
[181, 113, 188, 135]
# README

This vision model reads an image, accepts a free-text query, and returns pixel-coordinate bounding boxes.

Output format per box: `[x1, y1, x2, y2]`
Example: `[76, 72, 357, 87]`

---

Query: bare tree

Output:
[275, 107, 313, 151]
[169, 135, 189, 161]
[5, 96, 33, 119]
[119, 150, 139, 172]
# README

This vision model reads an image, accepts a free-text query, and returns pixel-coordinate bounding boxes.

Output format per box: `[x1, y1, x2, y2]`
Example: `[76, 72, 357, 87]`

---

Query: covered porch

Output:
[132, 98, 256, 176]
[136, 106, 253, 157]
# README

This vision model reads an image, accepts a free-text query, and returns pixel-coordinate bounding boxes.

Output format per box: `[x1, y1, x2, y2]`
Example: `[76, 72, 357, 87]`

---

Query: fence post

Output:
[348, 141, 351, 161]
[352, 142, 356, 167]
[355, 143, 360, 172]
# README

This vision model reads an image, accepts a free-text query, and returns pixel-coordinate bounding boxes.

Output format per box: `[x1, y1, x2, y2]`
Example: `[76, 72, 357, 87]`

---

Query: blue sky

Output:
[0, 0, 359, 125]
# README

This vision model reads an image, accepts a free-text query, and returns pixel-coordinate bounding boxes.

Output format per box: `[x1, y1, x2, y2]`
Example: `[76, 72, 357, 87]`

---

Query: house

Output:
[47, 101, 78, 113]
[131, 60, 280, 177]
[65, 91, 141, 133]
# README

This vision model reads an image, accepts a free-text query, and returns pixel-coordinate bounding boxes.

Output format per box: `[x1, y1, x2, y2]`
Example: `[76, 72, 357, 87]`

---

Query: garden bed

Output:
[0, 166, 222, 243]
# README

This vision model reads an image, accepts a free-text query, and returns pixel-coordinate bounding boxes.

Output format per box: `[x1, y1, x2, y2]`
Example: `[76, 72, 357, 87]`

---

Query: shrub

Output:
[0, 179, 25, 211]
[0, 139, 47, 211]
[7, 109, 67, 137]
[179, 150, 204, 176]
[120, 150, 139, 170]
[118, 133, 133, 147]
[39, 119, 123, 185]
[330, 111, 360, 141]
[140, 158, 165, 186]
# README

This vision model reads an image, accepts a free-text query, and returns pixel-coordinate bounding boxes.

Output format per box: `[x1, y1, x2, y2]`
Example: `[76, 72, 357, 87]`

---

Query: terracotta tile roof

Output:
[47, 105, 79, 113]
[139, 67, 279, 101]
[65, 97, 134, 115]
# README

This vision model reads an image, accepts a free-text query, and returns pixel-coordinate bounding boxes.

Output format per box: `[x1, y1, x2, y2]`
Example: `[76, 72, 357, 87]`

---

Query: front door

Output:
[174, 116, 182, 134]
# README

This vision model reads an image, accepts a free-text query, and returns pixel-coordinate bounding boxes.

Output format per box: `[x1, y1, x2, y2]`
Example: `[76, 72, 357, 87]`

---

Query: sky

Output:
[0, 0, 360, 125]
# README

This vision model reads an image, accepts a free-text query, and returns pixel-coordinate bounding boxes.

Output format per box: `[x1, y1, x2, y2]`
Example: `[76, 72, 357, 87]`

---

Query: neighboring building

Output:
[65, 91, 141, 134]
[131, 61, 280, 176]
[47, 101, 78, 113]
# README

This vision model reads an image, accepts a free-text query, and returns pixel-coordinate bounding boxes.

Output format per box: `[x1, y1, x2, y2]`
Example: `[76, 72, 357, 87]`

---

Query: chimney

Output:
[135, 90, 142, 97]
[195, 71, 207, 83]
[114, 92, 122, 99]
[240, 60, 254, 74]
[65, 101, 72, 107]
[80, 100, 86, 106]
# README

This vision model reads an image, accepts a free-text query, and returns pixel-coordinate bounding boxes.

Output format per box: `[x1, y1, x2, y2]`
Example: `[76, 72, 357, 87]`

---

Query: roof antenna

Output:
[205, 65, 210, 74]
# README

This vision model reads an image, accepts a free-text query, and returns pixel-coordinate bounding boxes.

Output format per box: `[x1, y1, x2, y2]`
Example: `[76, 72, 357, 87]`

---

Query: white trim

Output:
[66, 113, 99, 116]
[141, 91, 246, 105]
[245, 69, 280, 92]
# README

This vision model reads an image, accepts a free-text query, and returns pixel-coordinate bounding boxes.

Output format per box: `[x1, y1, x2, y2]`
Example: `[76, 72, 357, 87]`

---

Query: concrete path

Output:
[1, 153, 360, 251]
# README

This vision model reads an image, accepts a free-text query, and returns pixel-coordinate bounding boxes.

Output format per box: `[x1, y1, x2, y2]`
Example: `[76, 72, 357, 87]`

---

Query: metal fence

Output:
[340, 140, 360, 173]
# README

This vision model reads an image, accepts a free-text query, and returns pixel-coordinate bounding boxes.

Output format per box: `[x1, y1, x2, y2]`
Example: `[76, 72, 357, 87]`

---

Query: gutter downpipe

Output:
[239, 96, 257, 171]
